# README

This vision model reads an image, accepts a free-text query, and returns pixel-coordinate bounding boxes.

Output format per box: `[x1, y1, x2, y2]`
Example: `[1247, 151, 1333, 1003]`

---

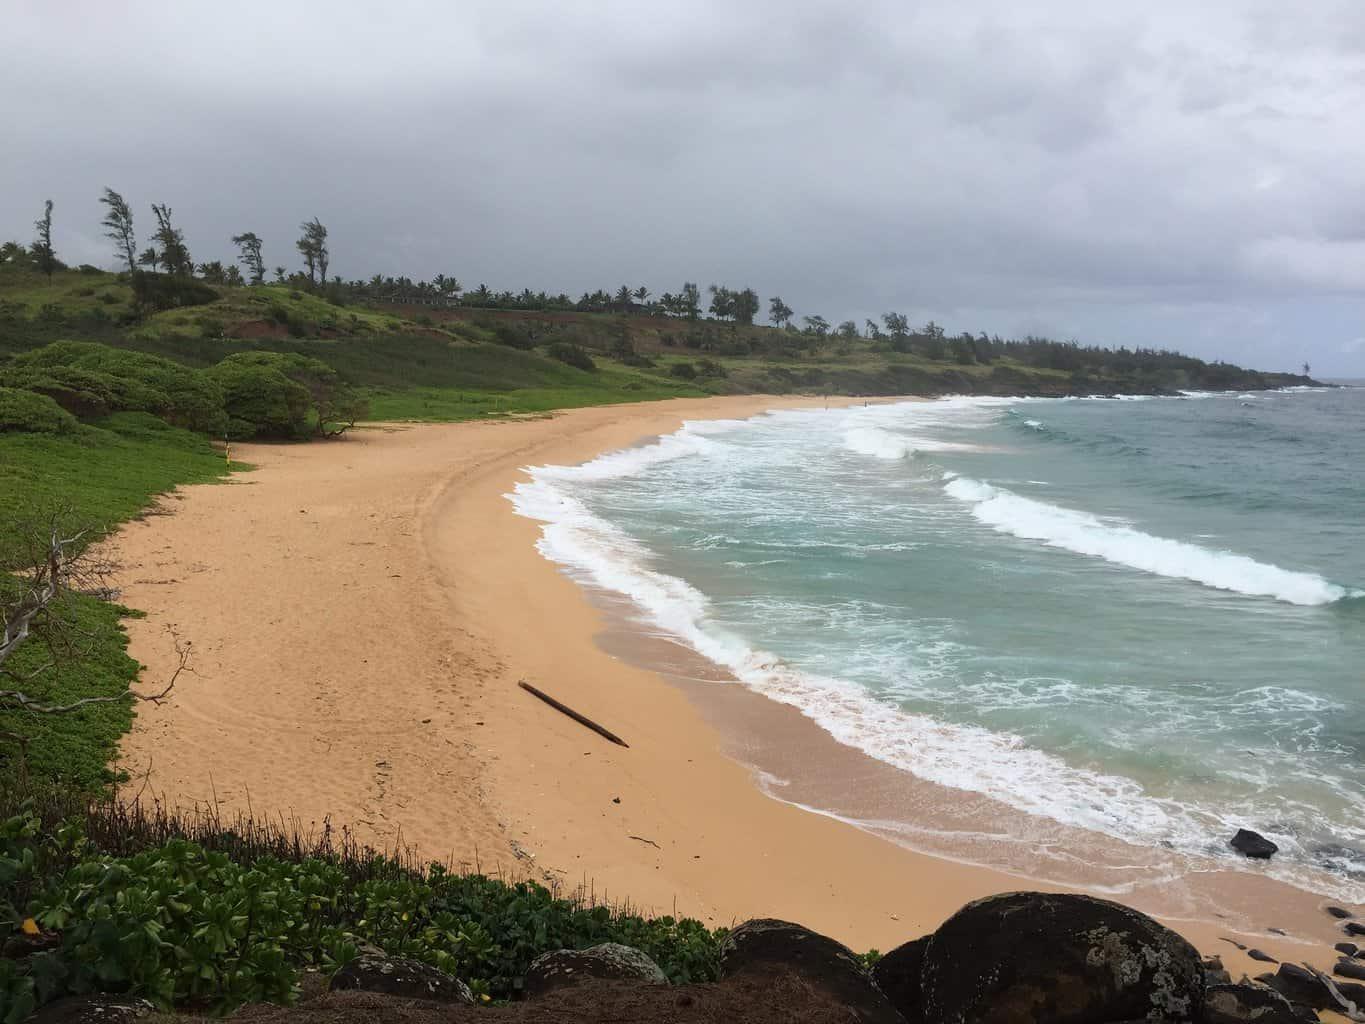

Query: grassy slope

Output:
[0, 412, 232, 791]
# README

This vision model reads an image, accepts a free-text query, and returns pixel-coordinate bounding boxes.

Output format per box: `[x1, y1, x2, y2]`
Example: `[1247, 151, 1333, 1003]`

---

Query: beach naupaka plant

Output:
[0, 513, 187, 787]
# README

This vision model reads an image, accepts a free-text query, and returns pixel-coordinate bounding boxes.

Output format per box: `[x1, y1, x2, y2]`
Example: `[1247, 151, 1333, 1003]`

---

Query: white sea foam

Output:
[509, 464, 1213, 850]
[943, 476, 1359, 606]
[1022, 418, 1045, 430]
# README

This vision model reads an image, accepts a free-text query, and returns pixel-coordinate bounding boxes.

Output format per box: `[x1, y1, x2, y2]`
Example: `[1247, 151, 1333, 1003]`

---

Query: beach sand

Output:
[112, 395, 1358, 982]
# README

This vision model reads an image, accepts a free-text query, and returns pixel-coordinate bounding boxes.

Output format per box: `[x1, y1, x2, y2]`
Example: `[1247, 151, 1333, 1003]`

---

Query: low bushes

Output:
[544, 342, 594, 371]
[130, 272, 218, 313]
[1, 342, 367, 442]
[0, 803, 725, 1017]
[2, 342, 227, 434]
[0, 387, 77, 434]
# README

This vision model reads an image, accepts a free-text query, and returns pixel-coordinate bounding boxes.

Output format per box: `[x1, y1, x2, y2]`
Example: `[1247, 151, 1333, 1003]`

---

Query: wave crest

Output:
[944, 476, 1358, 606]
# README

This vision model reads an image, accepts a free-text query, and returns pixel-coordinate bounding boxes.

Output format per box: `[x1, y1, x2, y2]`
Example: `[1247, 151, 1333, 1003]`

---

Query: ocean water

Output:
[511, 388, 1365, 899]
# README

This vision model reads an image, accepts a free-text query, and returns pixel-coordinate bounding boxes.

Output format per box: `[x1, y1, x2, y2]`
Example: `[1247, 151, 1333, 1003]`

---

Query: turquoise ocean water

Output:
[511, 388, 1364, 899]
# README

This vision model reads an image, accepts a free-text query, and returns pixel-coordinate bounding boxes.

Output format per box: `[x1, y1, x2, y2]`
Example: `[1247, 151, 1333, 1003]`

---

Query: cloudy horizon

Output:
[5, 0, 1363, 375]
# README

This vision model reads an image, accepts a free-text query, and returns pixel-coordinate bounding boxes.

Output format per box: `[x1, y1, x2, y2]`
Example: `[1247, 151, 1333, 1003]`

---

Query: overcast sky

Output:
[5, 0, 1363, 374]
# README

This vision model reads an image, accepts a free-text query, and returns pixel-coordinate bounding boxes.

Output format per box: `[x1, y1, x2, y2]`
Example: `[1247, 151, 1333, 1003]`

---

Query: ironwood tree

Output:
[99, 188, 138, 274]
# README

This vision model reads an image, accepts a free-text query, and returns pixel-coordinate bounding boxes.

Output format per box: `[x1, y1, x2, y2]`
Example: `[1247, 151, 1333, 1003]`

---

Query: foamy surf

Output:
[943, 475, 1358, 606]
[509, 461, 1218, 852]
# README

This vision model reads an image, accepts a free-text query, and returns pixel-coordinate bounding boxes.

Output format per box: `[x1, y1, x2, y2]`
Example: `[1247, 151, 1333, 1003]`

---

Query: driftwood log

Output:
[518, 680, 629, 748]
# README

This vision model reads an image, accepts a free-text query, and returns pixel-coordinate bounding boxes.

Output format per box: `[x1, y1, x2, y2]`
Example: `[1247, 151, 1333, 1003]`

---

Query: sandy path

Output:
[113, 395, 1356, 979]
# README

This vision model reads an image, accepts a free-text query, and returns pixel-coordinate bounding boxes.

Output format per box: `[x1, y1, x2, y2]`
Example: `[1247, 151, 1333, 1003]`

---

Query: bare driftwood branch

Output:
[628, 835, 660, 849]
[0, 637, 189, 714]
[2, 516, 187, 716]
[517, 680, 629, 748]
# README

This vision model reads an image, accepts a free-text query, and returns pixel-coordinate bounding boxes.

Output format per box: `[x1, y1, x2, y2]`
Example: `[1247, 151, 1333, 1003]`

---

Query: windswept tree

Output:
[769, 296, 794, 328]
[137, 246, 160, 271]
[433, 273, 462, 301]
[150, 204, 191, 276]
[681, 282, 701, 320]
[708, 284, 735, 320]
[31, 200, 58, 280]
[296, 218, 329, 286]
[634, 285, 650, 307]
[231, 231, 266, 285]
[802, 314, 830, 337]
[865, 319, 883, 340]
[99, 188, 137, 274]
[733, 287, 760, 326]
[837, 320, 859, 339]
[614, 284, 633, 309]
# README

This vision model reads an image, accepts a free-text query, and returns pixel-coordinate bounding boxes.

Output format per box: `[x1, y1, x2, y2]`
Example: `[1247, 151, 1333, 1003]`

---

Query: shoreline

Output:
[112, 395, 1356, 979]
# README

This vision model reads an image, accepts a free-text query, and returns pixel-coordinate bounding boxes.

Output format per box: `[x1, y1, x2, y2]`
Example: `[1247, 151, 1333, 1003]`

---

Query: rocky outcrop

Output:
[329, 954, 474, 1004]
[871, 937, 928, 1023]
[718, 918, 905, 1024]
[523, 943, 667, 998]
[918, 892, 1204, 1024]
[1204, 983, 1311, 1024]
[1203, 955, 1233, 987]
[1230, 829, 1279, 859]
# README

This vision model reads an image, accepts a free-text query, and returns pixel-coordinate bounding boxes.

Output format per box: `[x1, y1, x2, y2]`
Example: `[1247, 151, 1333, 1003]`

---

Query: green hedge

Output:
[0, 387, 77, 434]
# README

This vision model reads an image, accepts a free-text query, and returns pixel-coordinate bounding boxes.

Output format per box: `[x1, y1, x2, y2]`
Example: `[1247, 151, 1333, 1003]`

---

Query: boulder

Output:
[1248, 949, 1278, 963]
[330, 953, 474, 1004]
[1326, 906, 1354, 920]
[1258, 965, 1365, 1016]
[1203, 955, 1233, 987]
[28, 995, 155, 1023]
[918, 891, 1204, 1024]
[1334, 958, 1365, 981]
[1335, 942, 1359, 958]
[1346, 922, 1365, 938]
[523, 942, 667, 998]
[718, 918, 905, 1024]
[1255, 964, 1339, 1010]
[1230, 829, 1279, 859]
[1204, 983, 1312, 1024]
[871, 937, 928, 1023]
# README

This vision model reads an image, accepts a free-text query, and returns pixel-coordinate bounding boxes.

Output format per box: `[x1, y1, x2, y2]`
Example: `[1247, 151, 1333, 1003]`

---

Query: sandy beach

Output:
[112, 395, 1358, 980]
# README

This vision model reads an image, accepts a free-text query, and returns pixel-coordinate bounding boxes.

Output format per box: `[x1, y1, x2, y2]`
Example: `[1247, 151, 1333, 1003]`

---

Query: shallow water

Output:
[510, 388, 1365, 901]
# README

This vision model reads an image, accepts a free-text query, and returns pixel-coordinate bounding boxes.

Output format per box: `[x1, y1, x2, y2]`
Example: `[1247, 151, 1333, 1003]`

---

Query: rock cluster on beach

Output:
[84, 890, 1363, 1024]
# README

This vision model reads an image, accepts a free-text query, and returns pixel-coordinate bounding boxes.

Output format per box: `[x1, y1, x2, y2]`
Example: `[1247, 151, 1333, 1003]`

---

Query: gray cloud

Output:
[3, 0, 1362, 374]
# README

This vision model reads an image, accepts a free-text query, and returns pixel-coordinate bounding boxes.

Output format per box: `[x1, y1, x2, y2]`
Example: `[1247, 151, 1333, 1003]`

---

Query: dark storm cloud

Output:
[4, 0, 1362, 373]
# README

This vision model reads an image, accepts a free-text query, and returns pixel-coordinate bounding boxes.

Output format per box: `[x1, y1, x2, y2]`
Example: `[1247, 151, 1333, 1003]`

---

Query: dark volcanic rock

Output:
[1231, 829, 1280, 859]
[719, 918, 905, 1024]
[1203, 983, 1311, 1024]
[1335, 958, 1365, 981]
[1336, 942, 1359, 957]
[1327, 906, 1355, 920]
[871, 937, 928, 1023]
[1256, 964, 1328, 1008]
[1248, 949, 1279, 963]
[1203, 954, 1233, 986]
[919, 891, 1203, 1024]
[1346, 921, 1365, 937]
[28, 995, 155, 1023]
[524, 943, 667, 998]
[330, 954, 474, 1004]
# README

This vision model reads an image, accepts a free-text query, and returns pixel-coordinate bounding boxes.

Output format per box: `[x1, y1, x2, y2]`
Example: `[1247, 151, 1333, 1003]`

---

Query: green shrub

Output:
[0, 809, 727, 1016]
[670, 361, 698, 380]
[206, 356, 312, 440]
[130, 272, 218, 313]
[0, 388, 77, 434]
[206, 352, 366, 439]
[544, 342, 594, 371]
[3, 342, 227, 434]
